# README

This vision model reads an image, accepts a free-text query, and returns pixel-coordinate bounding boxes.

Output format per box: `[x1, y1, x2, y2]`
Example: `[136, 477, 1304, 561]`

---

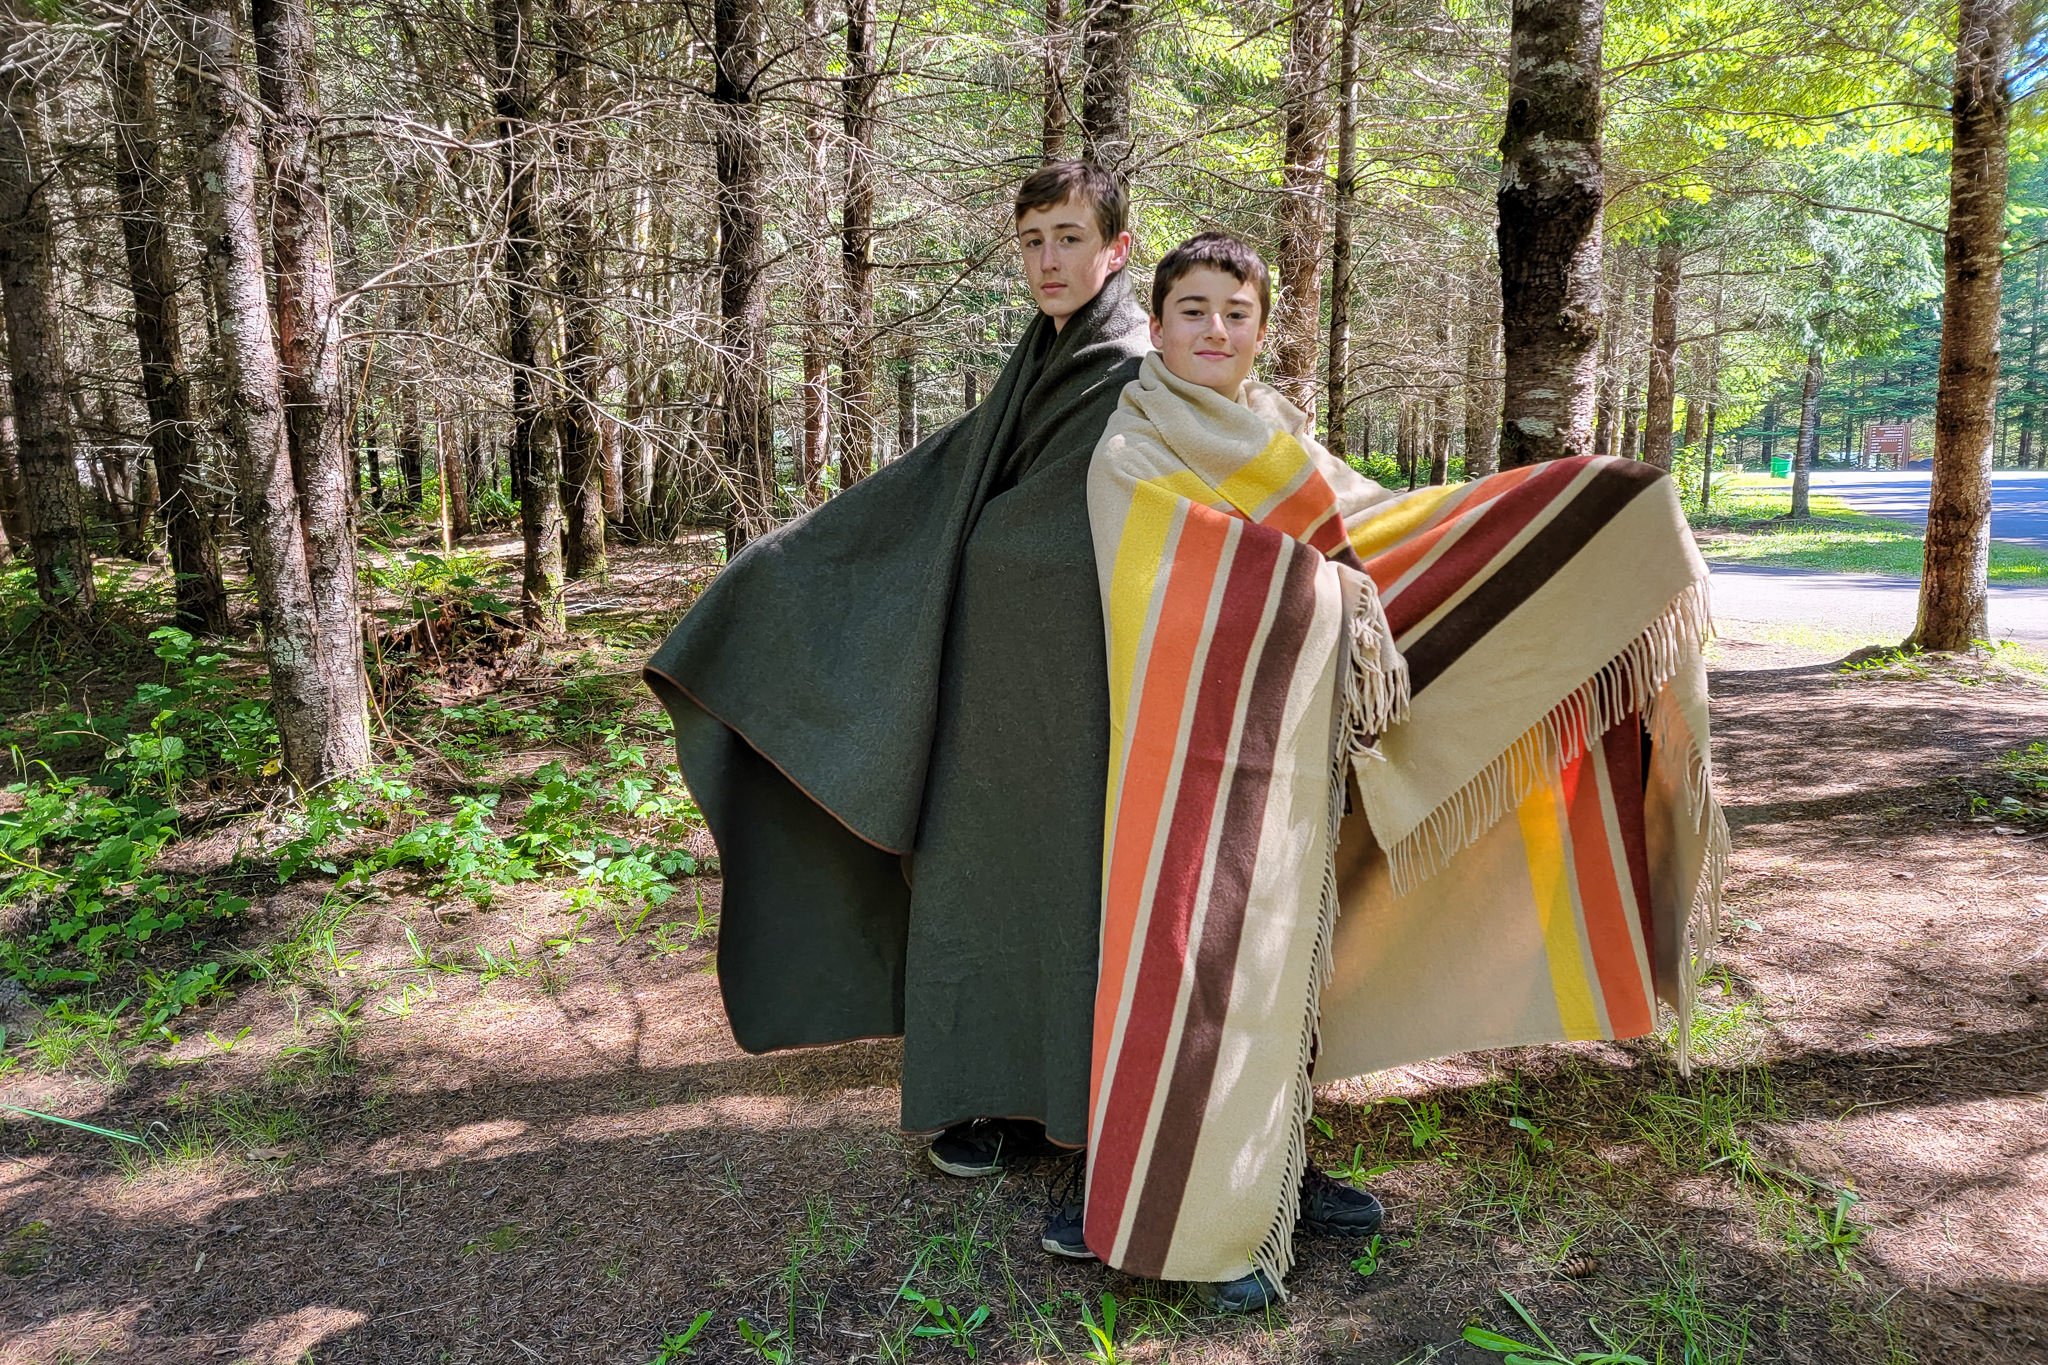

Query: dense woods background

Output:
[0, 0, 2041, 769]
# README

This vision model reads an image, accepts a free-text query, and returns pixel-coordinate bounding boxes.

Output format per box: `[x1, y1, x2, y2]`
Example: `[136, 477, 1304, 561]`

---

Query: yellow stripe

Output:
[1346, 483, 1467, 560]
[1216, 431, 1307, 517]
[1104, 482, 1181, 814]
[1515, 779, 1601, 1039]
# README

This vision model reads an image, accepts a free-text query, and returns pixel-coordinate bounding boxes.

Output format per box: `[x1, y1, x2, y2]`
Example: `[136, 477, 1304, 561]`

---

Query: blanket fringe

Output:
[1250, 570, 1406, 1298]
[1383, 575, 1716, 898]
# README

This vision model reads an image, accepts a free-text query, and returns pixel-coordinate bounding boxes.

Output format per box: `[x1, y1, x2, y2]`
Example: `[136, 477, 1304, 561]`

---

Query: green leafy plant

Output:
[1326, 1142, 1397, 1183]
[899, 1286, 989, 1357]
[735, 1317, 791, 1363]
[1350, 1234, 1383, 1280]
[1462, 1290, 1648, 1364]
[1079, 1291, 1122, 1365]
[645, 1312, 713, 1363]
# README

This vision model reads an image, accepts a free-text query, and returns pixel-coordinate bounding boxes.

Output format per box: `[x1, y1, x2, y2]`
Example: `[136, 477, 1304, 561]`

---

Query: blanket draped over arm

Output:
[1083, 353, 1725, 1288]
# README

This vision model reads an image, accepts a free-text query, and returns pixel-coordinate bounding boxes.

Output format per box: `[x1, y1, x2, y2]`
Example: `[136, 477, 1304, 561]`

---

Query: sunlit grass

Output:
[1694, 474, 2048, 583]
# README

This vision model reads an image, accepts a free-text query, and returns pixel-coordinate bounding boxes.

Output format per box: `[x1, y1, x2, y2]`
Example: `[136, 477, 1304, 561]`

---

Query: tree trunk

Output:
[1079, 0, 1137, 170]
[399, 391, 423, 505]
[1428, 399, 1448, 485]
[839, 0, 877, 489]
[0, 379, 24, 553]
[444, 413, 472, 540]
[1042, 0, 1070, 159]
[1496, 0, 1604, 467]
[714, 0, 772, 553]
[1789, 343, 1822, 519]
[1463, 254, 1500, 479]
[106, 20, 228, 633]
[553, 0, 606, 578]
[1916, 0, 2015, 650]
[185, 0, 368, 783]
[796, 0, 832, 506]
[494, 0, 565, 629]
[1641, 236, 1681, 470]
[2019, 248, 2043, 468]
[0, 43, 92, 615]
[1319, 0, 1359, 457]
[1270, 0, 1333, 413]
[896, 330, 918, 456]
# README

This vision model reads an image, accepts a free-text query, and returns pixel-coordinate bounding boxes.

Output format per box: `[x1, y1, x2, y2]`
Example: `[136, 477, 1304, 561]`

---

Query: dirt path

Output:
[2, 625, 2044, 1365]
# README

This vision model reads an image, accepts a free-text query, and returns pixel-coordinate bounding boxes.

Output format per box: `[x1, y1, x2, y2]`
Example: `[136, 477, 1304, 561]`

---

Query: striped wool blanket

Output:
[1083, 353, 1724, 1289]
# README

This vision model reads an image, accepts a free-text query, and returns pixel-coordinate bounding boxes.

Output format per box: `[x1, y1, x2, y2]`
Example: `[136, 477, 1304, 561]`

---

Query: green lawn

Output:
[1692, 472, 2048, 583]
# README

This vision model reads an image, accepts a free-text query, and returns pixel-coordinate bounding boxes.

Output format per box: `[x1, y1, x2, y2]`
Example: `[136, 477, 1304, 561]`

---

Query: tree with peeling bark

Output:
[1913, 0, 2016, 652]
[182, 0, 364, 784]
[1270, 0, 1333, 414]
[0, 26, 92, 616]
[713, 0, 773, 554]
[1080, 0, 1137, 171]
[1496, 0, 1605, 468]
[252, 0, 373, 775]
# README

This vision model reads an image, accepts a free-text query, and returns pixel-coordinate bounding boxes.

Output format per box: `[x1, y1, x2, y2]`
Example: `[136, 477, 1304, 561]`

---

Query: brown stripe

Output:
[1404, 460, 1662, 695]
[1119, 538, 1322, 1275]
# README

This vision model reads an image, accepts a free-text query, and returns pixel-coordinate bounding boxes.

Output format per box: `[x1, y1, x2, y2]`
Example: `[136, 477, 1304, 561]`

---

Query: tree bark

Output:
[896, 330, 917, 456]
[714, 0, 772, 553]
[839, 0, 877, 489]
[1641, 236, 1681, 470]
[791, 0, 832, 505]
[0, 38, 92, 615]
[1916, 0, 2015, 650]
[494, 0, 565, 629]
[1789, 343, 1822, 519]
[184, 0, 367, 783]
[1042, 0, 1070, 160]
[1319, 0, 1359, 457]
[553, 0, 606, 578]
[1080, 0, 1137, 170]
[106, 20, 228, 633]
[398, 390, 423, 505]
[2019, 247, 2043, 468]
[1270, 0, 1333, 413]
[444, 412, 471, 540]
[1496, 0, 1604, 467]
[1463, 253, 1500, 479]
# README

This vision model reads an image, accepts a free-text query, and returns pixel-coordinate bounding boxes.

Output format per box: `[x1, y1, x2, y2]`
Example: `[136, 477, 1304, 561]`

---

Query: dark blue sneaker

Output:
[927, 1118, 1048, 1178]
[1201, 1268, 1282, 1314]
[1301, 1167, 1384, 1238]
[1040, 1153, 1095, 1260]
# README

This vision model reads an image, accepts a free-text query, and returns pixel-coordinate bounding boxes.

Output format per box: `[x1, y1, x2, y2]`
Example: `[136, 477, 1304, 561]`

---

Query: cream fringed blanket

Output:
[1082, 353, 1726, 1289]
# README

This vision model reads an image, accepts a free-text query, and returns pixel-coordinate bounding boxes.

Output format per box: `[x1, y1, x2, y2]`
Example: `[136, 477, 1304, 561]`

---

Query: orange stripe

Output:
[1362, 465, 1541, 589]
[1261, 468, 1338, 542]
[1091, 505, 1232, 1098]
[1560, 742, 1653, 1037]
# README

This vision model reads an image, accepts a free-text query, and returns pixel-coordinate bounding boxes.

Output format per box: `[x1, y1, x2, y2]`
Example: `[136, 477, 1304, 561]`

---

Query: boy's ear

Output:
[1148, 314, 1163, 350]
[1109, 230, 1132, 271]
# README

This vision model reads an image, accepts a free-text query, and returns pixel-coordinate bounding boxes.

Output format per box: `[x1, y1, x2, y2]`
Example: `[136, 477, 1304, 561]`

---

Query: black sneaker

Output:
[1040, 1152, 1095, 1260]
[927, 1118, 1047, 1178]
[1300, 1167, 1384, 1238]
[1201, 1267, 1282, 1314]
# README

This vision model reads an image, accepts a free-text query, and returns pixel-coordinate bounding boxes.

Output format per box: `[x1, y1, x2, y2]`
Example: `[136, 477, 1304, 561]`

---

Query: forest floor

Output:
[2, 532, 2046, 1365]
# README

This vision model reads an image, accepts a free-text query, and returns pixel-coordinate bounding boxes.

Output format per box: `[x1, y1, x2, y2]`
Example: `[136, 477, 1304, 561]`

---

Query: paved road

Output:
[1709, 562, 2048, 647]
[1805, 470, 2048, 548]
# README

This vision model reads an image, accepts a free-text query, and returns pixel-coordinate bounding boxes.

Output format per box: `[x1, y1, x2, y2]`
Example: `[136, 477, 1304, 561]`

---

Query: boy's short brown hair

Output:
[1013, 161, 1128, 243]
[1150, 231, 1271, 325]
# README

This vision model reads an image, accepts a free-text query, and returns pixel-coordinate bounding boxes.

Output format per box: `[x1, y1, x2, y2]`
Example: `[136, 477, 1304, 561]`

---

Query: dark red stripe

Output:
[1085, 524, 1284, 1254]
[1599, 714, 1655, 944]
[1402, 460, 1663, 695]
[1378, 459, 1590, 637]
[1118, 540, 1322, 1276]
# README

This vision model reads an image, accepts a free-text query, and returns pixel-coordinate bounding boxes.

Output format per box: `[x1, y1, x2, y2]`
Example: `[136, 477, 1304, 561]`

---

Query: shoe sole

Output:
[1301, 1216, 1383, 1239]
[1039, 1235, 1098, 1261]
[927, 1149, 1004, 1179]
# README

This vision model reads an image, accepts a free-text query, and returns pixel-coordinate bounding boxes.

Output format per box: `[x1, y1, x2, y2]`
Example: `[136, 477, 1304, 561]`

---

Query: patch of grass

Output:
[1967, 740, 2048, 825]
[461, 1222, 526, 1255]
[0, 1219, 52, 1275]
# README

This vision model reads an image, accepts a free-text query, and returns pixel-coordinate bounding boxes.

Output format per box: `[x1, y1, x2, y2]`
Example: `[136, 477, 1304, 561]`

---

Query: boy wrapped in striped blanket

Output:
[1078, 233, 1725, 1309]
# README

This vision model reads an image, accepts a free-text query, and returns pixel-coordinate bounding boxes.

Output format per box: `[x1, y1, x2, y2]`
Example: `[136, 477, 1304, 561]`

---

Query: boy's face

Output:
[1016, 197, 1132, 331]
[1150, 265, 1266, 398]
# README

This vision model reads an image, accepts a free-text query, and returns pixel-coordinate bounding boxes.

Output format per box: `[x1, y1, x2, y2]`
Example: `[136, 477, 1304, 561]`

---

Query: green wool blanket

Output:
[644, 274, 1149, 1143]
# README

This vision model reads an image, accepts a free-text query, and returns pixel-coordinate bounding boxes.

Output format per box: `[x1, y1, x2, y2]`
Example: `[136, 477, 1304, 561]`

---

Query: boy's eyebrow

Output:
[1018, 218, 1089, 233]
